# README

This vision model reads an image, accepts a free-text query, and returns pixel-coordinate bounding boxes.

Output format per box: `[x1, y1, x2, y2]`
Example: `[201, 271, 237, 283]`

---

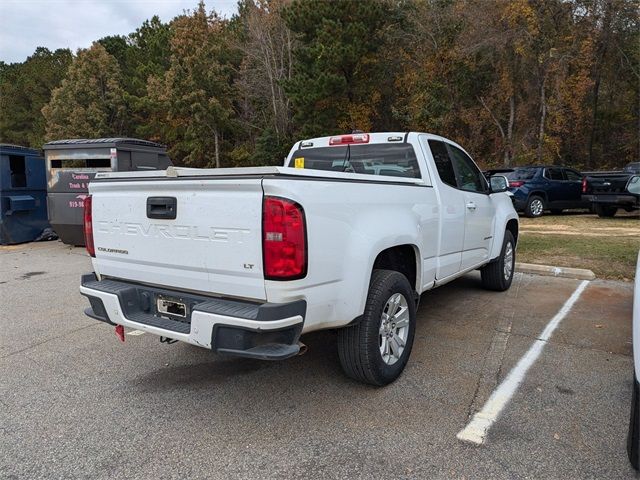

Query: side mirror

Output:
[490, 175, 509, 193]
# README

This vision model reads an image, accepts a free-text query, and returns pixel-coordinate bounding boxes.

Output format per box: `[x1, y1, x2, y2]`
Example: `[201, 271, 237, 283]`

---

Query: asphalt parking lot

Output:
[1, 241, 635, 479]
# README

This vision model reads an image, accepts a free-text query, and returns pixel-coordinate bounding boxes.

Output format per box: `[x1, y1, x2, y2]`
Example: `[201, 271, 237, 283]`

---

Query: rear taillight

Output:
[582, 177, 588, 193]
[262, 196, 307, 280]
[509, 181, 525, 188]
[83, 195, 95, 257]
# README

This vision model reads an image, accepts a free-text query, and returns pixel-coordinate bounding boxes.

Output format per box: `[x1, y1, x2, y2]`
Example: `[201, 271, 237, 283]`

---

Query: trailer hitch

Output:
[160, 336, 178, 345]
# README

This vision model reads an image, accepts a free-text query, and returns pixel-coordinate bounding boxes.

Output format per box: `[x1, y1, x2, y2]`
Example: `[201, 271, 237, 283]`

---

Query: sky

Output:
[0, 0, 239, 64]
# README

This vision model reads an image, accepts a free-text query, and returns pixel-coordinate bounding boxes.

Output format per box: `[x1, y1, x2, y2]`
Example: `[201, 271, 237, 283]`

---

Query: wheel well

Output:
[372, 245, 418, 291]
[506, 219, 519, 246]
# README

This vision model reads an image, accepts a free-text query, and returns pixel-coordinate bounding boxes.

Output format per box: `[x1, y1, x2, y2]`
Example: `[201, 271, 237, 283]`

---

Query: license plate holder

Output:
[156, 295, 188, 319]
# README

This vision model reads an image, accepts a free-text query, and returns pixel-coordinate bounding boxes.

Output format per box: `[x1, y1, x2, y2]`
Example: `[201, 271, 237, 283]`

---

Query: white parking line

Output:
[457, 279, 590, 445]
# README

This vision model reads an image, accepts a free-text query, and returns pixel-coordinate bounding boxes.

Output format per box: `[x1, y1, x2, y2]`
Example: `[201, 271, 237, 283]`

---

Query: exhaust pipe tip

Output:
[297, 341, 308, 356]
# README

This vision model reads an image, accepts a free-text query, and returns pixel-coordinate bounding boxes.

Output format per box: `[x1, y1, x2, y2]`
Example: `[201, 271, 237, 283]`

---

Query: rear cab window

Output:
[289, 143, 421, 179]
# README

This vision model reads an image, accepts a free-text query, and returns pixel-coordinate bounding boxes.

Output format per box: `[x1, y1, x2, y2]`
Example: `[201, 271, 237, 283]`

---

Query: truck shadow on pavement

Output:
[124, 274, 492, 395]
[128, 329, 344, 392]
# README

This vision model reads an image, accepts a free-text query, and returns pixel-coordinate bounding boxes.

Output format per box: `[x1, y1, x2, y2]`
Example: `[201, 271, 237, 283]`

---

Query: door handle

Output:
[466, 202, 477, 211]
[147, 197, 177, 219]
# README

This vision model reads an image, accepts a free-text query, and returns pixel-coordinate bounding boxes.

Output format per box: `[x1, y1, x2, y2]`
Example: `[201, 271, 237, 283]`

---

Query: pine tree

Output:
[42, 43, 127, 140]
[282, 0, 395, 137]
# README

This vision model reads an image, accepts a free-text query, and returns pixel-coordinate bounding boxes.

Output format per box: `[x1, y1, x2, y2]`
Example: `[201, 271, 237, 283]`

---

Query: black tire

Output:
[480, 230, 515, 291]
[524, 195, 545, 218]
[550, 209, 563, 215]
[337, 269, 416, 386]
[595, 204, 617, 218]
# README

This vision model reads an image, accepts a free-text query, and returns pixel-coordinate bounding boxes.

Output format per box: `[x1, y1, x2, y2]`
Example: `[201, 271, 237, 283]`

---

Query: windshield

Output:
[290, 143, 421, 178]
[505, 168, 538, 181]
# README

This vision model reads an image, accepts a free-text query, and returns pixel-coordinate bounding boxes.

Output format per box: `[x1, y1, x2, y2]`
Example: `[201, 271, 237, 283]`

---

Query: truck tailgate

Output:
[89, 178, 266, 301]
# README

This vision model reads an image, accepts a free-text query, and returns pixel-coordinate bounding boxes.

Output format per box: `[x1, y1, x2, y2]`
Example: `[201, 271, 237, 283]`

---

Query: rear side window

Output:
[290, 144, 420, 178]
[428, 140, 456, 187]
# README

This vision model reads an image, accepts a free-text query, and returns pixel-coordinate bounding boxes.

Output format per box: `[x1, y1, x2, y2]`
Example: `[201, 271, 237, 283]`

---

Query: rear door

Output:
[446, 143, 494, 269]
[563, 168, 585, 208]
[90, 178, 267, 300]
[544, 167, 566, 207]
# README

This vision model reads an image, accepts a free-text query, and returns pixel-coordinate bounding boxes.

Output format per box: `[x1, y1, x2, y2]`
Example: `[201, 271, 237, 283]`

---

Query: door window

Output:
[545, 168, 565, 181]
[447, 144, 488, 193]
[428, 140, 456, 187]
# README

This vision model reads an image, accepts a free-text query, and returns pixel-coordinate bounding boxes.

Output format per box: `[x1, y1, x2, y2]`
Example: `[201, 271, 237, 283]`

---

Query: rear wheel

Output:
[337, 269, 416, 386]
[595, 204, 617, 218]
[480, 230, 515, 291]
[525, 196, 545, 218]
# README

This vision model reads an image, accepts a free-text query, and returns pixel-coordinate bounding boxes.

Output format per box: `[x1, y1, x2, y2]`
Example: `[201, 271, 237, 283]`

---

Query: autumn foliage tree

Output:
[42, 43, 127, 140]
[145, 2, 235, 168]
[1, 0, 637, 170]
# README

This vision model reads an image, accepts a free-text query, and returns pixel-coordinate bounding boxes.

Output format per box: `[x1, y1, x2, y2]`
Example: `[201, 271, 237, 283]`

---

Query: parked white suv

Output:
[80, 132, 518, 385]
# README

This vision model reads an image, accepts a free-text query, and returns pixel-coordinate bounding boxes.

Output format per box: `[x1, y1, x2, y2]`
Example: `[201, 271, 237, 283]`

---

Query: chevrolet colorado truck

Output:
[582, 168, 640, 217]
[80, 132, 519, 385]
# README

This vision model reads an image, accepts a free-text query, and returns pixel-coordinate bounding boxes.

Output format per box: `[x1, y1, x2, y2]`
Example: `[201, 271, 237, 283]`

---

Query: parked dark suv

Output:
[506, 166, 589, 217]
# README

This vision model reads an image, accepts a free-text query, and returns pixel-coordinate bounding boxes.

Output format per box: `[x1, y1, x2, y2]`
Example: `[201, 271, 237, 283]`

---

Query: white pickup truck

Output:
[80, 132, 518, 385]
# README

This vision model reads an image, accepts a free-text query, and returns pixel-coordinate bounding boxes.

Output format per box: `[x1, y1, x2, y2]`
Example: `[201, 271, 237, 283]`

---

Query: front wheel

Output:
[337, 269, 416, 386]
[480, 230, 516, 291]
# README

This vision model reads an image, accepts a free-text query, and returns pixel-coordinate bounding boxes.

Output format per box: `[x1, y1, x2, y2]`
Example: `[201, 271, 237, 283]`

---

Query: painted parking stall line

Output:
[457, 279, 590, 445]
[126, 330, 145, 336]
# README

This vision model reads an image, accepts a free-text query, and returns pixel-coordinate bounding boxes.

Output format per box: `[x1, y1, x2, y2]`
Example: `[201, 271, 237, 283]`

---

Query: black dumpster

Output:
[0, 144, 50, 245]
[44, 138, 172, 246]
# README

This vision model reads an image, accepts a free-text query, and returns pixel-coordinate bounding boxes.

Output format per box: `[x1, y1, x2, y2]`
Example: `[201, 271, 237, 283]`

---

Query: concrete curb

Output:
[515, 262, 596, 280]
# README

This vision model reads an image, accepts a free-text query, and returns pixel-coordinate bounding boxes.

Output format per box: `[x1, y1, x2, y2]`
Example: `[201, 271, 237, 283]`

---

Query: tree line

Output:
[0, 0, 638, 170]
